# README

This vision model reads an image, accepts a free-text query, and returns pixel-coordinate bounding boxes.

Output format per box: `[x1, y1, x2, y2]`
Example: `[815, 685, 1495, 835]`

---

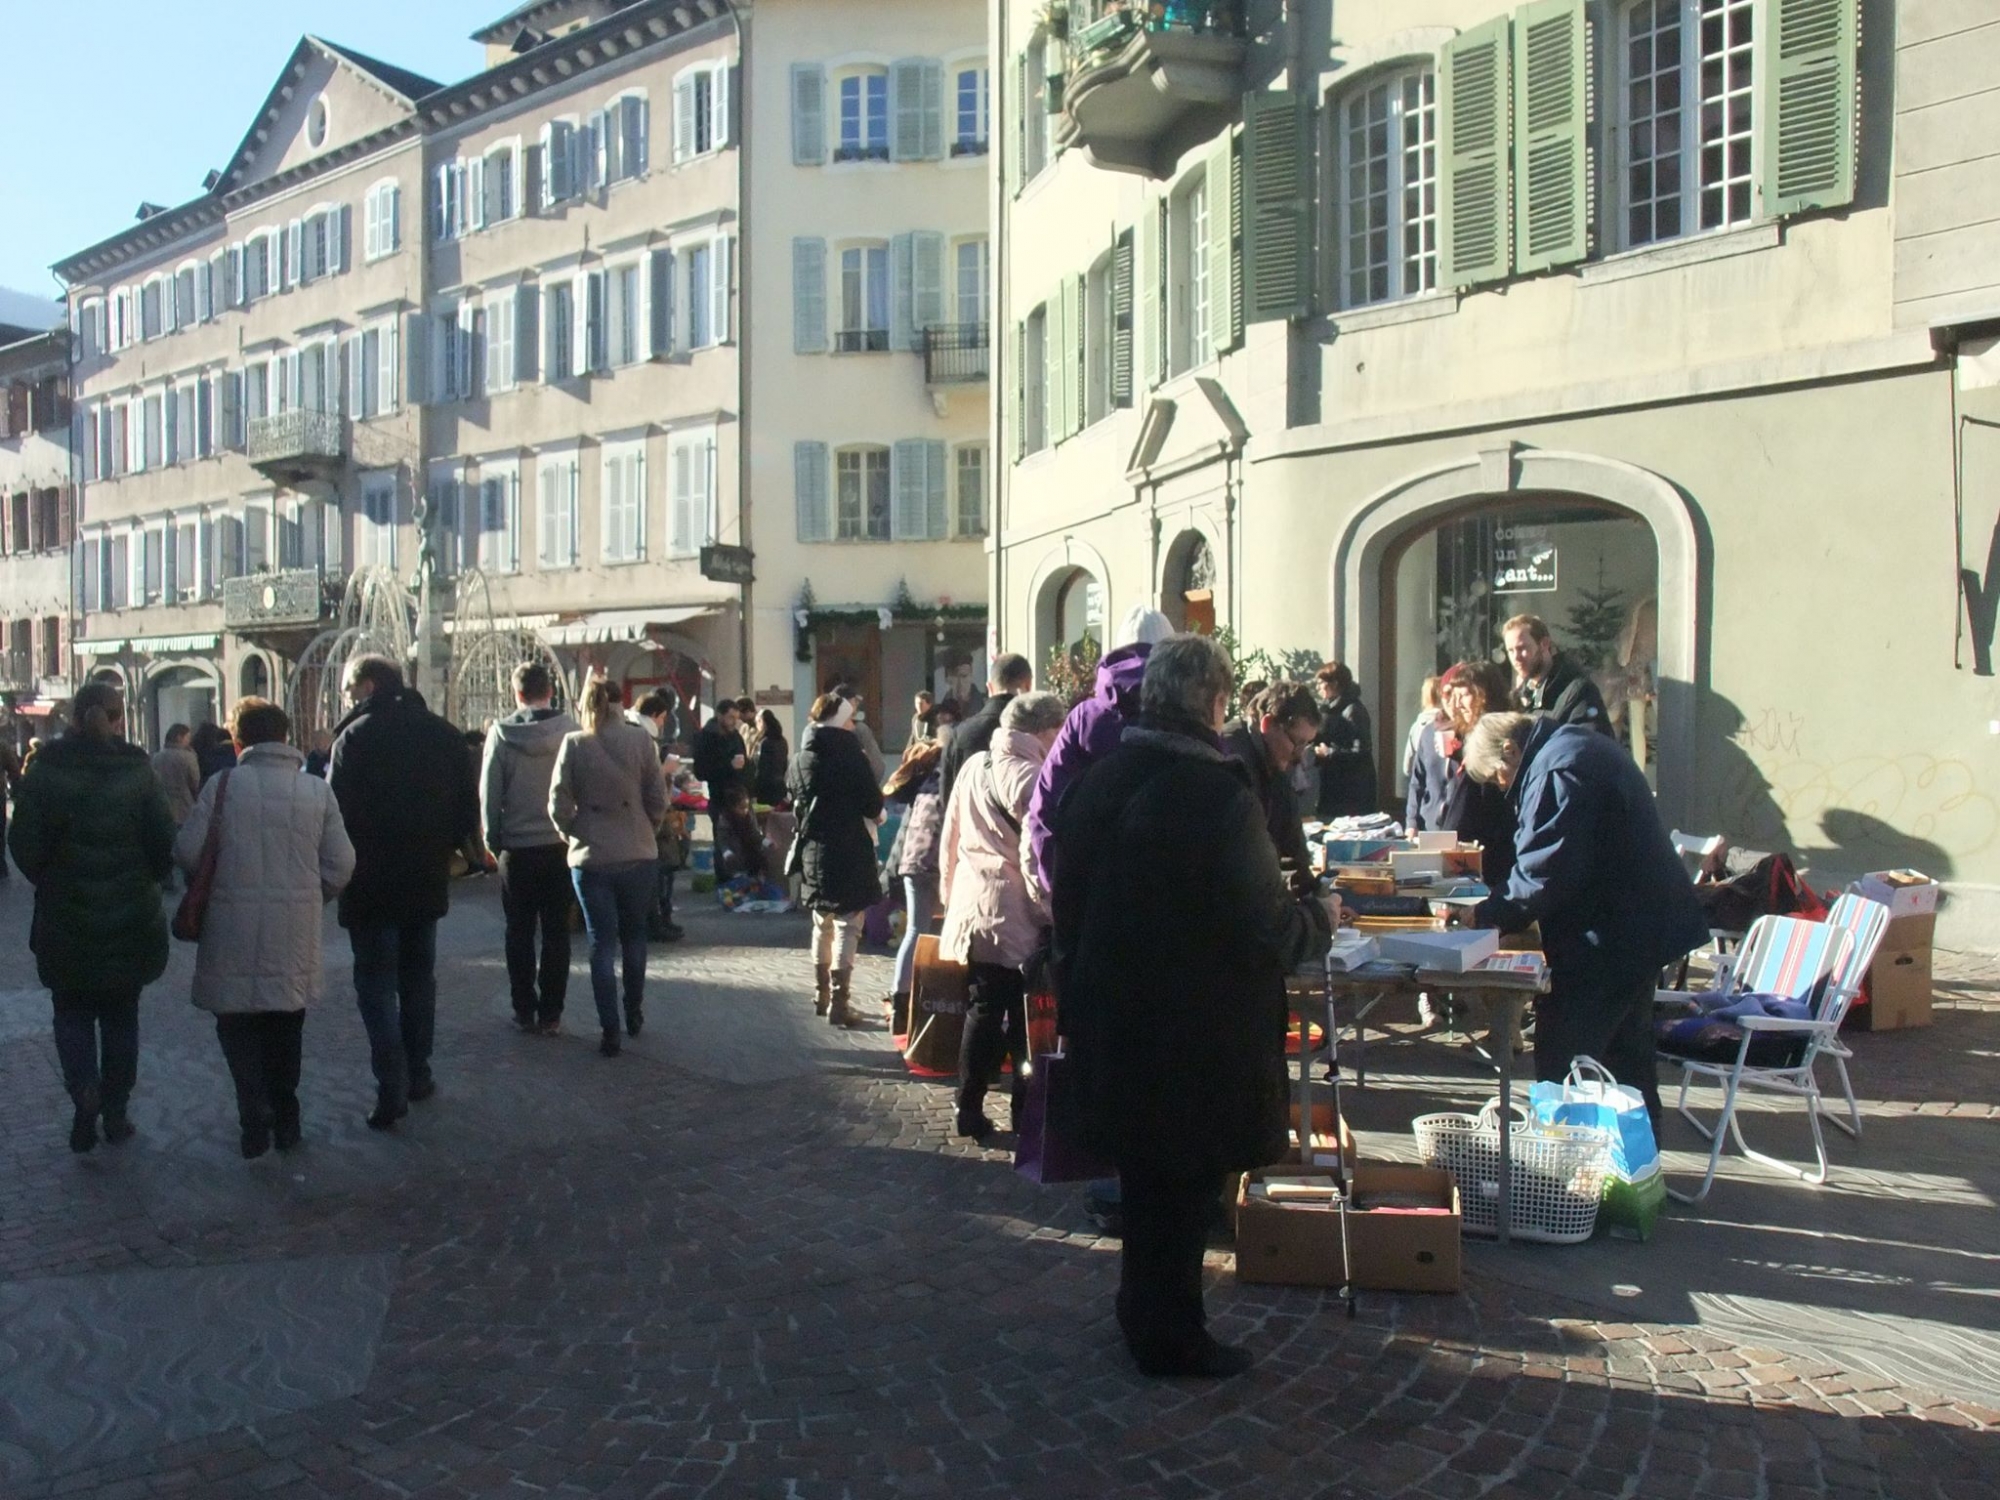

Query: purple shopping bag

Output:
[1014, 1049, 1115, 1185]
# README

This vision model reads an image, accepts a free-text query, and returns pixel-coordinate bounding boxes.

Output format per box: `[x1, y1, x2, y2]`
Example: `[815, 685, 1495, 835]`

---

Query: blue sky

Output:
[0, 0, 506, 301]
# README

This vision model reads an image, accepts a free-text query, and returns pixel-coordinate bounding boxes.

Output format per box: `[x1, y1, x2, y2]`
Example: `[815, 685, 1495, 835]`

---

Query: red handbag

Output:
[171, 770, 231, 943]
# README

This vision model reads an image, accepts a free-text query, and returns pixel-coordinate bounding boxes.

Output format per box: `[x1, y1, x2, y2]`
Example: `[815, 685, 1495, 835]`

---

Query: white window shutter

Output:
[921, 60, 945, 161]
[538, 123, 557, 205]
[407, 311, 427, 406]
[603, 453, 622, 560]
[795, 440, 830, 542]
[197, 258, 214, 321]
[459, 304, 477, 397]
[571, 272, 590, 375]
[891, 233, 915, 351]
[516, 282, 539, 383]
[364, 191, 381, 259]
[793, 237, 827, 353]
[347, 335, 364, 416]
[892, 58, 926, 162]
[674, 77, 696, 163]
[332, 203, 350, 272]
[671, 443, 694, 554]
[469, 157, 487, 231]
[712, 65, 731, 149]
[791, 64, 825, 165]
[634, 450, 648, 558]
[587, 111, 608, 190]
[286, 219, 304, 288]
[710, 237, 731, 343]
[891, 440, 926, 540]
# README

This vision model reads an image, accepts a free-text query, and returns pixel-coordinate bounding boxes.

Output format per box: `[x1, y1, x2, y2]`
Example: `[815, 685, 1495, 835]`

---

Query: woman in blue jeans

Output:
[550, 679, 667, 1056]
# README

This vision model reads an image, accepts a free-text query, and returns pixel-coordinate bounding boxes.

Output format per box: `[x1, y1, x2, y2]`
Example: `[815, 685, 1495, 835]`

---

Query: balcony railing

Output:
[922, 324, 991, 385]
[222, 568, 336, 633]
[1055, 0, 1249, 178]
[246, 409, 348, 484]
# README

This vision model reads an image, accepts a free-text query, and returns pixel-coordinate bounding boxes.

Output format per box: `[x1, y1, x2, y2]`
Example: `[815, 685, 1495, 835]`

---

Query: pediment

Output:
[219, 39, 437, 196]
[1125, 377, 1250, 483]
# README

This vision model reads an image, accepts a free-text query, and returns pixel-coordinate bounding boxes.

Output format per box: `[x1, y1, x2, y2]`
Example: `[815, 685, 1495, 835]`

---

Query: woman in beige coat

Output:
[551, 679, 667, 1055]
[174, 698, 354, 1158]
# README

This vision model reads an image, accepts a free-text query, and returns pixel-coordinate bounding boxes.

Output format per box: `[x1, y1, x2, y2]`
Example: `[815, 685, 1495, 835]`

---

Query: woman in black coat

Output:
[752, 709, 790, 806]
[785, 693, 883, 1026]
[1311, 662, 1378, 819]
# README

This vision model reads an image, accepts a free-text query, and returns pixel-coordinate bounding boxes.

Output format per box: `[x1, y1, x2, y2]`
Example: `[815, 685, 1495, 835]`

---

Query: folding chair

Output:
[1655, 914, 1854, 1203]
[1812, 893, 1891, 1141]
[1667, 830, 1742, 989]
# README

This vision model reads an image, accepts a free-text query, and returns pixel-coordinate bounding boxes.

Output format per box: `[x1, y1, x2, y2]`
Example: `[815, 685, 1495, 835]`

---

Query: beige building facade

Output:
[0, 326, 75, 738]
[995, 0, 2000, 944]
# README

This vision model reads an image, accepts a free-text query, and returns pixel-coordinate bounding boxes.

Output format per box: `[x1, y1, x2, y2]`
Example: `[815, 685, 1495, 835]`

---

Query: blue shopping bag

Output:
[1528, 1057, 1659, 1180]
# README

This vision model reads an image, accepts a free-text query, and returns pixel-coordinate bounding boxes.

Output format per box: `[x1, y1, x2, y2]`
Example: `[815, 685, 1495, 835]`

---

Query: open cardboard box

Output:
[1235, 1162, 1462, 1293]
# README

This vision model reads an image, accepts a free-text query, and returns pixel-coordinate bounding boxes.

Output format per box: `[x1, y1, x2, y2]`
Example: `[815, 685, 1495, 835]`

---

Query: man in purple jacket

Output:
[1025, 607, 1175, 894]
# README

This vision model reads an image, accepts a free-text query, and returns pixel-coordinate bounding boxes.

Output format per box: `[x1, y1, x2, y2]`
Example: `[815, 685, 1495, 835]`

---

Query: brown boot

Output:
[828, 971, 854, 1027]
[814, 964, 832, 1017]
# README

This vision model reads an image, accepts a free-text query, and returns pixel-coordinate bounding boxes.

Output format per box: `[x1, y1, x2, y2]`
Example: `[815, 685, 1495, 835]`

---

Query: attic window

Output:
[307, 97, 330, 149]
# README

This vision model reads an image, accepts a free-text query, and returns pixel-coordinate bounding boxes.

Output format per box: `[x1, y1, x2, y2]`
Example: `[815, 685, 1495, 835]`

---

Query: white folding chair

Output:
[1655, 914, 1854, 1203]
[1812, 893, 1891, 1141]
[1667, 830, 1742, 989]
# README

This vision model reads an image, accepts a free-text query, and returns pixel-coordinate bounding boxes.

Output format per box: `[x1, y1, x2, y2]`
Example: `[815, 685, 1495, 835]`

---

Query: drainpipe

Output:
[991, 0, 1009, 662]
[730, 0, 753, 696]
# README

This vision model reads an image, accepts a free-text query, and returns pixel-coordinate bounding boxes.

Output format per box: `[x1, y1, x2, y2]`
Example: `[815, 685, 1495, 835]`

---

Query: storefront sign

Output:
[1493, 525, 1558, 593]
[754, 687, 794, 707]
[700, 544, 755, 585]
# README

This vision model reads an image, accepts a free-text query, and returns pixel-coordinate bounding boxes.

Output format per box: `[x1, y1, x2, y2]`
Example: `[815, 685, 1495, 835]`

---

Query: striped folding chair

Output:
[1813, 893, 1891, 1141]
[1655, 914, 1854, 1203]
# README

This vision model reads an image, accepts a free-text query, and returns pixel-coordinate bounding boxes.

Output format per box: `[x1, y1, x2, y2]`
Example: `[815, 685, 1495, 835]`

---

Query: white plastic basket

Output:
[1413, 1100, 1612, 1243]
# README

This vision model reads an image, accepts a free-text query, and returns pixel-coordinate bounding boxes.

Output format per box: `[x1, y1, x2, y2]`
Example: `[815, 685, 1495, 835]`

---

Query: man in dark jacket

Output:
[1221, 681, 1321, 890]
[481, 662, 579, 1034]
[1503, 614, 1613, 734]
[1054, 636, 1336, 1379]
[329, 655, 478, 1129]
[939, 651, 1033, 804]
[691, 698, 748, 853]
[1464, 713, 1708, 1129]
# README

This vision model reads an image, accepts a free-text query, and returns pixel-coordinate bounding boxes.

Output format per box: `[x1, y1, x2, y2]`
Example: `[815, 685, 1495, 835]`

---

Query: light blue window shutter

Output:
[921, 61, 946, 160]
[924, 440, 948, 537]
[1207, 131, 1241, 351]
[1760, 0, 1860, 216]
[891, 440, 927, 539]
[516, 283, 540, 382]
[912, 232, 945, 332]
[406, 312, 427, 406]
[892, 58, 927, 162]
[1440, 15, 1514, 289]
[1136, 199, 1161, 389]
[794, 440, 830, 541]
[891, 233, 916, 351]
[794, 237, 828, 353]
[792, 64, 826, 165]
[1512, 0, 1589, 274]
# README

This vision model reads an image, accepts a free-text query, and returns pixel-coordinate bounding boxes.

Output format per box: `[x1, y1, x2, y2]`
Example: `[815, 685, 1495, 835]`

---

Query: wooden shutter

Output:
[1513, 0, 1589, 274]
[921, 60, 946, 161]
[57, 485, 73, 548]
[333, 203, 351, 273]
[1241, 91, 1311, 322]
[1110, 228, 1135, 408]
[913, 232, 945, 332]
[1136, 198, 1161, 389]
[924, 440, 948, 538]
[1440, 15, 1514, 289]
[1207, 130, 1241, 352]
[649, 250, 673, 357]
[892, 58, 928, 162]
[794, 237, 828, 353]
[891, 439, 927, 538]
[711, 236, 732, 343]
[795, 440, 831, 541]
[516, 283, 539, 382]
[710, 65, 731, 150]
[792, 64, 826, 164]
[891, 233, 916, 351]
[1046, 286, 1070, 442]
[1761, 0, 1859, 216]
[1065, 276, 1087, 439]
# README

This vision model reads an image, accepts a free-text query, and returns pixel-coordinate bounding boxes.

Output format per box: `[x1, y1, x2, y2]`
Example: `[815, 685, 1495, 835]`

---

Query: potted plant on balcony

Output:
[1034, 0, 1070, 39]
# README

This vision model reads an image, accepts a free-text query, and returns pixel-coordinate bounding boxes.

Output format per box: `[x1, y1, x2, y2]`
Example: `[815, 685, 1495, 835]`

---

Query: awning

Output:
[14, 701, 59, 716]
[442, 613, 562, 637]
[127, 634, 220, 653]
[74, 638, 127, 656]
[541, 606, 718, 647]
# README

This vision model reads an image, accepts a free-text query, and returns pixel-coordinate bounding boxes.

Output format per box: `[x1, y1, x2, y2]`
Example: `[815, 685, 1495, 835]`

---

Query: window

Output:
[365, 181, 400, 259]
[537, 456, 579, 570]
[243, 502, 269, 573]
[1084, 251, 1114, 426]
[307, 96, 330, 149]
[348, 322, 398, 419]
[608, 262, 643, 367]
[545, 282, 576, 381]
[479, 470, 520, 574]
[1340, 67, 1438, 306]
[245, 362, 271, 422]
[543, 119, 580, 205]
[838, 244, 890, 352]
[141, 393, 164, 470]
[686, 240, 731, 350]
[674, 65, 729, 162]
[482, 144, 519, 226]
[1167, 170, 1210, 376]
[608, 95, 650, 180]
[583, 270, 609, 374]
[1022, 305, 1047, 455]
[140, 279, 164, 341]
[434, 160, 468, 242]
[836, 69, 890, 161]
[954, 238, 988, 330]
[361, 474, 397, 569]
[142, 528, 163, 604]
[79, 299, 104, 359]
[603, 443, 647, 563]
[245, 235, 273, 301]
[1021, 38, 1050, 181]
[300, 207, 340, 280]
[955, 444, 987, 536]
[435, 303, 476, 401]
[1623, 0, 1756, 247]
[173, 268, 197, 328]
[835, 446, 891, 540]
[953, 64, 990, 156]
[173, 382, 196, 462]
[669, 430, 714, 556]
[299, 342, 337, 414]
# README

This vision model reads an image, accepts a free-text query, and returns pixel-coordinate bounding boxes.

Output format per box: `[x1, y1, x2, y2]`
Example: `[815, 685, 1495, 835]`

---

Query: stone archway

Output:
[1025, 536, 1117, 671]
[1329, 445, 1700, 823]
[1161, 527, 1219, 633]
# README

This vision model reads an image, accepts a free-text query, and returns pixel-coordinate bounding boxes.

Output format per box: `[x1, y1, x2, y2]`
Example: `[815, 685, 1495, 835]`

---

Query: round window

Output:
[306, 97, 329, 149]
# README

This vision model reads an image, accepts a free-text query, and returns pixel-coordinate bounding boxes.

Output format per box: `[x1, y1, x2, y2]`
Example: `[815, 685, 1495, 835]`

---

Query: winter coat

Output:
[174, 743, 355, 1014]
[8, 734, 177, 995]
[1221, 719, 1315, 884]
[939, 730, 1050, 969]
[1313, 690, 1378, 819]
[481, 707, 578, 853]
[1473, 719, 1708, 996]
[198, 741, 238, 787]
[1051, 719, 1332, 1177]
[786, 723, 884, 914]
[939, 691, 1015, 806]
[691, 719, 747, 799]
[754, 733, 790, 806]
[328, 687, 479, 929]
[893, 774, 945, 879]
[1405, 718, 1458, 832]
[1025, 643, 1148, 890]
[1516, 653, 1615, 735]
[550, 719, 667, 869]
[151, 746, 202, 825]
[851, 716, 887, 784]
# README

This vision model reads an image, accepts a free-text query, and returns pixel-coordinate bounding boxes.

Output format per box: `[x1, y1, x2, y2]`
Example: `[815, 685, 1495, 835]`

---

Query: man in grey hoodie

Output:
[481, 662, 579, 1033]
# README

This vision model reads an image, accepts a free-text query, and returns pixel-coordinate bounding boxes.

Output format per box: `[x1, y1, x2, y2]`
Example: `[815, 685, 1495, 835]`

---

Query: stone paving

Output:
[0, 870, 1995, 1499]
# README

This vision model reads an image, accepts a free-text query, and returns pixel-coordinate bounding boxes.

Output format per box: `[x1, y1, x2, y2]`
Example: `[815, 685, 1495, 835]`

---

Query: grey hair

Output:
[1462, 712, 1537, 783]
[1001, 691, 1068, 736]
[344, 654, 404, 694]
[1140, 634, 1233, 724]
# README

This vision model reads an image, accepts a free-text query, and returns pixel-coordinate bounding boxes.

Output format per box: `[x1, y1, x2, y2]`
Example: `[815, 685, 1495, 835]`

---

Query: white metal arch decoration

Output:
[1328, 444, 1700, 822]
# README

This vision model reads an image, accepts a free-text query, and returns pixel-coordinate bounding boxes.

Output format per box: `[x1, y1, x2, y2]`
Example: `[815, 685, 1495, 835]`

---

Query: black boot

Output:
[68, 1082, 100, 1154]
[600, 1029, 622, 1057]
[366, 1046, 408, 1130]
[624, 997, 643, 1038]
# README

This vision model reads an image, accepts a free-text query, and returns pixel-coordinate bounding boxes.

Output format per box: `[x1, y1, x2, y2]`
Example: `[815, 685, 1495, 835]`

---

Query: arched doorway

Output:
[146, 663, 220, 750]
[240, 654, 271, 701]
[1162, 529, 1217, 634]
[1330, 447, 1698, 823]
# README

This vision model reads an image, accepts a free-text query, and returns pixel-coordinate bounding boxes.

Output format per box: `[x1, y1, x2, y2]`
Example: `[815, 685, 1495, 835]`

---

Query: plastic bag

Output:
[1528, 1057, 1665, 1240]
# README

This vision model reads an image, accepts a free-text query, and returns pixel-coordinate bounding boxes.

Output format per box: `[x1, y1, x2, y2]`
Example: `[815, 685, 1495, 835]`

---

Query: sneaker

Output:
[513, 1012, 538, 1033]
[623, 1001, 644, 1039]
[365, 1098, 408, 1131]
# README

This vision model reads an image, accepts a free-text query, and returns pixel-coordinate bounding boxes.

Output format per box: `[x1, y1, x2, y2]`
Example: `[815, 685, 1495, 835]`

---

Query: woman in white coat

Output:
[175, 698, 354, 1158]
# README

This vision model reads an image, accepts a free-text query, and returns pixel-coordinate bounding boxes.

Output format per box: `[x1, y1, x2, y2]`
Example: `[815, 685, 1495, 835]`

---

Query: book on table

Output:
[1376, 928, 1501, 971]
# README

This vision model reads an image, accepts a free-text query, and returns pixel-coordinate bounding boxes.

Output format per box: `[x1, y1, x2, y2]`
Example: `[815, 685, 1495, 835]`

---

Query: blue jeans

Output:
[573, 861, 654, 1035]
[350, 920, 438, 1101]
[893, 873, 939, 997]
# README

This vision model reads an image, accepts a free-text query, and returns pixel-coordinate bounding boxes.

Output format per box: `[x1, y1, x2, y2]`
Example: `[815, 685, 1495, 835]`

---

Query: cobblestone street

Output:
[1, 873, 1995, 1500]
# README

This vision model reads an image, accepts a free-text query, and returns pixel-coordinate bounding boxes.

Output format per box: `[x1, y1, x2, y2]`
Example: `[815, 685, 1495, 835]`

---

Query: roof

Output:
[313, 38, 444, 103]
[0, 287, 65, 339]
[471, 0, 585, 43]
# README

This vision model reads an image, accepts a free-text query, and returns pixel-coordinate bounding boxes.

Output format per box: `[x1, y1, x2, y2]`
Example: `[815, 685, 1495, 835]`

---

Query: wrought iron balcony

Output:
[922, 324, 991, 385]
[1054, 0, 1249, 179]
[246, 409, 348, 487]
[222, 568, 336, 633]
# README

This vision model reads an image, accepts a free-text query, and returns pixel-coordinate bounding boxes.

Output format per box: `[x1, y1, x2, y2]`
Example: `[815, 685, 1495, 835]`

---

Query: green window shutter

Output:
[1047, 282, 1069, 442]
[1011, 322, 1026, 460]
[1063, 274, 1085, 437]
[1207, 130, 1242, 353]
[1760, 0, 1859, 217]
[1512, 0, 1589, 274]
[1241, 91, 1311, 323]
[1440, 15, 1513, 289]
[1137, 198, 1161, 390]
[1110, 228, 1135, 407]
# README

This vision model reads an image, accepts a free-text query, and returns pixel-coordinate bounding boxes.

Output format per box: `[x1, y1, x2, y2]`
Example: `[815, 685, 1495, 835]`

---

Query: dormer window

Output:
[307, 97, 330, 150]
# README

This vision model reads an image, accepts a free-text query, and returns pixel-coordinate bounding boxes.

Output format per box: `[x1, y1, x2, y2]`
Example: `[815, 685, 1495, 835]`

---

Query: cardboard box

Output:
[1854, 948, 1933, 1030]
[1378, 928, 1501, 971]
[1853, 870, 1939, 952]
[1235, 1163, 1462, 1293]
